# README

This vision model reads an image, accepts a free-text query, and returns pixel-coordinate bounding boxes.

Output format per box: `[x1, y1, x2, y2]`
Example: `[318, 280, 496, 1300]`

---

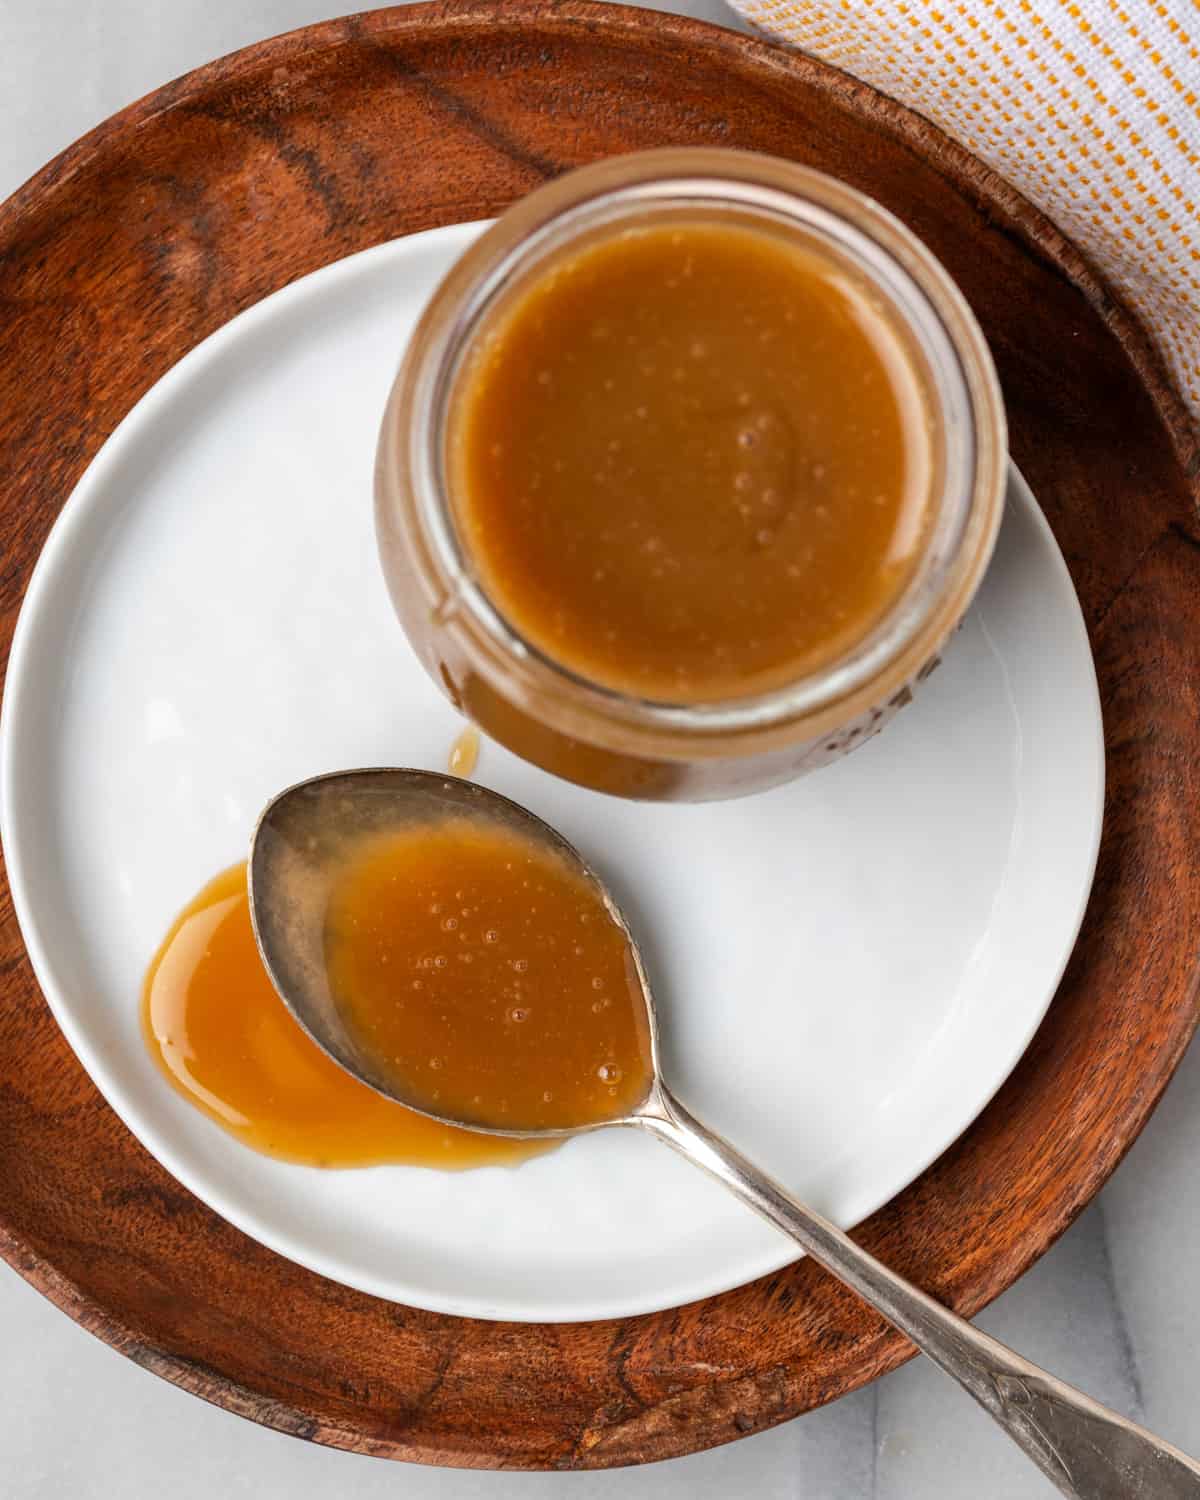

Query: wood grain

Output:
[1, 0, 1198, 1470]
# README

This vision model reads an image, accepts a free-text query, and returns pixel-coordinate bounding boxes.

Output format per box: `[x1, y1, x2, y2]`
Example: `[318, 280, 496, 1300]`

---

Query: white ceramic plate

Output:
[0, 223, 1103, 1323]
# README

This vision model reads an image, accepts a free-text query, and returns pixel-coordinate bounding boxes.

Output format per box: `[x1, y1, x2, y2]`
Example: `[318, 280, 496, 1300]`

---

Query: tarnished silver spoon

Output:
[250, 768, 1200, 1500]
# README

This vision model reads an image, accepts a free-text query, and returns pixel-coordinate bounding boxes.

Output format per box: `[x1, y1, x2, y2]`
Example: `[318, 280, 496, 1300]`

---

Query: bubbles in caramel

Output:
[323, 817, 654, 1132]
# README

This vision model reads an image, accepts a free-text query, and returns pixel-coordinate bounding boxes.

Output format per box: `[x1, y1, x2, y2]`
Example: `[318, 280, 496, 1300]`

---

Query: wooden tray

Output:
[1, 1, 1197, 1471]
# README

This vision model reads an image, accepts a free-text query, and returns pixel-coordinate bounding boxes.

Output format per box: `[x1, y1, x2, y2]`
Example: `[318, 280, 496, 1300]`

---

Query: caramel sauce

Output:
[325, 817, 653, 1131]
[141, 864, 552, 1168]
[448, 724, 480, 777]
[449, 219, 930, 703]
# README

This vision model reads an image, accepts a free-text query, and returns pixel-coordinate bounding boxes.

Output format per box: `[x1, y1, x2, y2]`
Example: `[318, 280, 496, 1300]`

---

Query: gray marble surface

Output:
[2, 3, 1198, 1496]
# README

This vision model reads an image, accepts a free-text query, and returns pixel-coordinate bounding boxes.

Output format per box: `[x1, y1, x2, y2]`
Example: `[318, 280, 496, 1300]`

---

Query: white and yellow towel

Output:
[732, 0, 1200, 420]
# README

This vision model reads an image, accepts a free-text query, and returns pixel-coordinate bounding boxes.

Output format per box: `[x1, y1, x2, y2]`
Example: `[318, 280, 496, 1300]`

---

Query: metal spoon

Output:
[249, 768, 1200, 1500]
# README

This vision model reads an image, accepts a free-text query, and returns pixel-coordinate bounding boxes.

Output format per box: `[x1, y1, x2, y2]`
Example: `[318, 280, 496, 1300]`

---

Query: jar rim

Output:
[397, 149, 1006, 743]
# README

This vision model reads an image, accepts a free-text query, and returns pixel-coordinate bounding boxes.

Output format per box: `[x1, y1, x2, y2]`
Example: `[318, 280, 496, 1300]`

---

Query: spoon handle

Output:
[641, 1087, 1200, 1499]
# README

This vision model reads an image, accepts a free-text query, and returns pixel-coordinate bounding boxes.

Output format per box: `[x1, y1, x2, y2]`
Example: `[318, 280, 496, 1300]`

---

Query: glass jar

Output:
[375, 149, 1006, 801]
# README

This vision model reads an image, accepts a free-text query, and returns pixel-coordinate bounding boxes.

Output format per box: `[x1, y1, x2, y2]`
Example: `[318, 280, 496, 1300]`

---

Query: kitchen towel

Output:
[731, 0, 1200, 420]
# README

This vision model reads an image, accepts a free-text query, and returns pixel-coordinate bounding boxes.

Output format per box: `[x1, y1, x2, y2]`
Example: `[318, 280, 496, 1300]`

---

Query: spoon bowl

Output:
[249, 767, 662, 1138]
[250, 768, 1200, 1500]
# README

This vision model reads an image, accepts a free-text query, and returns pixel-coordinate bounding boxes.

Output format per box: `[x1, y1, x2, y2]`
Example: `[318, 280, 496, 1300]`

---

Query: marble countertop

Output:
[3, 3, 1198, 1496]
